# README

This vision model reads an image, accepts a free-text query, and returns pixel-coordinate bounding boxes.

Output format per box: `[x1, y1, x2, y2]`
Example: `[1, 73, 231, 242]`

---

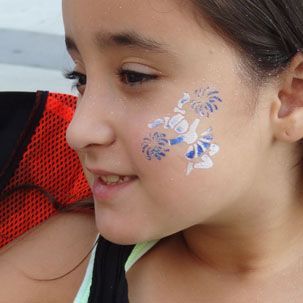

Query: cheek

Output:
[76, 152, 93, 185]
[126, 125, 177, 175]
[126, 89, 258, 209]
[125, 88, 225, 177]
[125, 111, 186, 175]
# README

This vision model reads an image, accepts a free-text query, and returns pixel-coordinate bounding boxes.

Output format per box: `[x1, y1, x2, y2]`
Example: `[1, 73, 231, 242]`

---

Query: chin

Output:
[94, 213, 149, 245]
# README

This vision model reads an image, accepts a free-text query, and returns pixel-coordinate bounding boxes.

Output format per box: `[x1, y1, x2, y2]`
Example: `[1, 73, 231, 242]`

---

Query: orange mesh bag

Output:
[0, 91, 92, 248]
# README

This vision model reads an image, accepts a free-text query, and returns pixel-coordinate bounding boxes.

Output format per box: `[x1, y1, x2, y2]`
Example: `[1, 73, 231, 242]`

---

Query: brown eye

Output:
[119, 69, 158, 86]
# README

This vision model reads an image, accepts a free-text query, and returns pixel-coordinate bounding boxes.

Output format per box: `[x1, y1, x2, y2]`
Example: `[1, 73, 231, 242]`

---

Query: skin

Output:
[63, 0, 303, 301]
[0, 213, 97, 303]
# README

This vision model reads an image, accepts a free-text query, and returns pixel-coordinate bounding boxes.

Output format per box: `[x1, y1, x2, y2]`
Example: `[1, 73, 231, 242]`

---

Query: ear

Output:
[271, 52, 303, 143]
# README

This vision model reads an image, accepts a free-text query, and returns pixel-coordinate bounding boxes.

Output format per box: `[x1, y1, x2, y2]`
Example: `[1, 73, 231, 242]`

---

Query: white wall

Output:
[0, 0, 64, 35]
[0, 0, 74, 94]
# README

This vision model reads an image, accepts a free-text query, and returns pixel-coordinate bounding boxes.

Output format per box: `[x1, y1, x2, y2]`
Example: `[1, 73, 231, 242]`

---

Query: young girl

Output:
[63, 0, 303, 302]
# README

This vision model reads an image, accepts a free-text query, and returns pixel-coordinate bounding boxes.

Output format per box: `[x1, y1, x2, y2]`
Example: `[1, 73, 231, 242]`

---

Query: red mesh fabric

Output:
[0, 92, 92, 248]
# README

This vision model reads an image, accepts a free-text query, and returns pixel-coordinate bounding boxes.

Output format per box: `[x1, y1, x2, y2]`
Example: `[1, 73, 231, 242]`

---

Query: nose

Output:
[66, 93, 115, 152]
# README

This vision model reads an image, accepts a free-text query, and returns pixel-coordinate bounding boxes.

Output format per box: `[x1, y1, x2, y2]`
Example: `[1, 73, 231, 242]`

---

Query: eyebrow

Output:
[65, 31, 171, 54]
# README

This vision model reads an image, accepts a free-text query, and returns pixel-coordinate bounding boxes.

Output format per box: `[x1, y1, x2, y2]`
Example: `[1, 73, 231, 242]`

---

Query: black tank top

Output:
[88, 237, 134, 303]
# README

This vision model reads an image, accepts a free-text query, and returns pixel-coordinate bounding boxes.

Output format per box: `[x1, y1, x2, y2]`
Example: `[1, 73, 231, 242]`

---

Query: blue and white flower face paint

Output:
[142, 87, 222, 175]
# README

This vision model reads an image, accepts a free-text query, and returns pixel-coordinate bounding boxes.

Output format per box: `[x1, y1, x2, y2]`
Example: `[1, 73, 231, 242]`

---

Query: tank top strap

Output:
[124, 240, 159, 272]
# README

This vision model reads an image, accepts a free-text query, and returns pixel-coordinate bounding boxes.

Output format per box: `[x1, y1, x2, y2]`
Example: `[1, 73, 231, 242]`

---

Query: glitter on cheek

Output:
[141, 87, 222, 175]
[141, 132, 170, 160]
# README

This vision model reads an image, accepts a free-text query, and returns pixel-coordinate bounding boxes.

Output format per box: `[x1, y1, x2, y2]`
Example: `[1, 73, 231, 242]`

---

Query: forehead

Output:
[63, 0, 186, 29]
[62, 0, 212, 51]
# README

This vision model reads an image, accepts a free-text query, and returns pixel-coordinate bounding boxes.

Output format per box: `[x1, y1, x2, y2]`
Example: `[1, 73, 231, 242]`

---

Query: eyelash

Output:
[64, 71, 87, 91]
[64, 69, 159, 93]
[117, 69, 159, 86]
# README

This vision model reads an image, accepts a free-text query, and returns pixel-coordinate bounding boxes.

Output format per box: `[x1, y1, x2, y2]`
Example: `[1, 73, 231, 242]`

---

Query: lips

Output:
[86, 167, 137, 201]
[92, 175, 137, 201]
[86, 167, 130, 177]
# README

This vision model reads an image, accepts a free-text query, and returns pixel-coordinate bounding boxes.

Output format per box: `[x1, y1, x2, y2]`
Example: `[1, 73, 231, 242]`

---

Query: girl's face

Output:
[63, 0, 272, 244]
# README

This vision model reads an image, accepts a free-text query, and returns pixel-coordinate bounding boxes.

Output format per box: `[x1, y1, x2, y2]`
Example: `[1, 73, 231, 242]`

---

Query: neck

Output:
[182, 197, 303, 280]
[181, 143, 303, 280]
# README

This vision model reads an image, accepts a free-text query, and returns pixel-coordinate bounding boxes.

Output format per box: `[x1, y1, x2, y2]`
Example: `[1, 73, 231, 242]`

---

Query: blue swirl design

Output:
[191, 88, 222, 118]
[142, 132, 170, 160]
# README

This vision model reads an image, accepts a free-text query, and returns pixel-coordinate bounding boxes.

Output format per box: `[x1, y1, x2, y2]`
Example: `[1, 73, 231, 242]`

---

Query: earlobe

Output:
[271, 100, 303, 142]
[271, 52, 303, 143]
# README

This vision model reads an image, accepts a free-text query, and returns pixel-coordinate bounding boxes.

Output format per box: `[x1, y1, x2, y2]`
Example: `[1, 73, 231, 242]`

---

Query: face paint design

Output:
[191, 87, 222, 117]
[142, 132, 170, 160]
[142, 87, 222, 175]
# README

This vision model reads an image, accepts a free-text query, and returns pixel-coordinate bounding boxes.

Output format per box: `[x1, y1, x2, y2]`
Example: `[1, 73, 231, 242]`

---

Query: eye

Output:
[118, 69, 158, 87]
[64, 71, 87, 94]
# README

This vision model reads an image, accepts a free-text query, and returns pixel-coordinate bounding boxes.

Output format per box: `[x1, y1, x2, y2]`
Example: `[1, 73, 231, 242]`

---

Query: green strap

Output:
[124, 240, 159, 272]
[73, 240, 98, 303]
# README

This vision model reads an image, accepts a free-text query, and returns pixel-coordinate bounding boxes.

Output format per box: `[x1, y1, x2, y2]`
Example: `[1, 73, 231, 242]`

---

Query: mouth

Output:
[86, 168, 138, 201]
[98, 175, 137, 186]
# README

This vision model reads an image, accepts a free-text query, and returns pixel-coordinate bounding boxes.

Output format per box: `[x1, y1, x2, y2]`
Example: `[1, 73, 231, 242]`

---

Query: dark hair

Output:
[0, 183, 94, 212]
[0, 184, 95, 281]
[191, 0, 303, 79]
[191, 0, 303, 172]
[0, 183, 94, 247]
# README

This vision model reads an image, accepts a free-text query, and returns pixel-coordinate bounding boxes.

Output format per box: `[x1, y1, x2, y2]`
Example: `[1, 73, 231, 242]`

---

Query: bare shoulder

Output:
[127, 234, 303, 303]
[0, 212, 97, 303]
[126, 234, 193, 303]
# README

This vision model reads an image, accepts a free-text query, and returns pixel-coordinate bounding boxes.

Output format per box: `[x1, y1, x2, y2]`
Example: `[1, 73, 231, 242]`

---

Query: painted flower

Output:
[191, 87, 222, 118]
[142, 132, 170, 160]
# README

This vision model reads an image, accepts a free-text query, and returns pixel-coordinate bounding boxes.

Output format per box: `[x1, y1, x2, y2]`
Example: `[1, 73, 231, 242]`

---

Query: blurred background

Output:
[0, 0, 74, 93]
